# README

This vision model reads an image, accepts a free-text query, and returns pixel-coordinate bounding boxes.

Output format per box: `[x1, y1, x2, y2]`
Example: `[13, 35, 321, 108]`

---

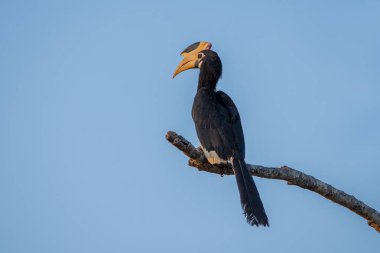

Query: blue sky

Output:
[1, 1, 379, 252]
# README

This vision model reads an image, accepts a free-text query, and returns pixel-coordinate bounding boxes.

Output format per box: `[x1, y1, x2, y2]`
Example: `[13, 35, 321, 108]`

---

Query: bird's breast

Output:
[192, 89, 217, 120]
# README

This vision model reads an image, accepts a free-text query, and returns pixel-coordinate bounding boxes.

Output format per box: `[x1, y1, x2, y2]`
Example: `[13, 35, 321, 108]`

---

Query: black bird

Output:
[173, 42, 269, 226]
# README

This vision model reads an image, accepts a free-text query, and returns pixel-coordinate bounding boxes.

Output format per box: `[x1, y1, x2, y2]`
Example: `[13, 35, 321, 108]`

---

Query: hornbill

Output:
[173, 42, 269, 226]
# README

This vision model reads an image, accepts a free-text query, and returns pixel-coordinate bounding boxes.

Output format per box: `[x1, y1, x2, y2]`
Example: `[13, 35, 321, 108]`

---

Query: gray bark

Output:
[165, 131, 380, 234]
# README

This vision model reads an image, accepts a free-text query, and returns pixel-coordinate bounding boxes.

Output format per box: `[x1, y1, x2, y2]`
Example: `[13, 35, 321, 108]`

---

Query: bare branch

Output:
[165, 131, 380, 233]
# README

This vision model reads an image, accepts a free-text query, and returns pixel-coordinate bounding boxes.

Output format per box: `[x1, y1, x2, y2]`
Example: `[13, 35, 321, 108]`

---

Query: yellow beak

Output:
[172, 41, 212, 78]
[172, 53, 198, 78]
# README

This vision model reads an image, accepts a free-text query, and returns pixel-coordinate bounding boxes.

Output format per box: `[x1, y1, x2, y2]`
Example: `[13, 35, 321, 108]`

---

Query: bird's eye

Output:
[198, 53, 203, 59]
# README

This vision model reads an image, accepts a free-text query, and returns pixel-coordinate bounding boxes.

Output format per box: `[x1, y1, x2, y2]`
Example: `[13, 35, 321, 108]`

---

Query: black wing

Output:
[216, 90, 245, 159]
[192, 88, 245, 160]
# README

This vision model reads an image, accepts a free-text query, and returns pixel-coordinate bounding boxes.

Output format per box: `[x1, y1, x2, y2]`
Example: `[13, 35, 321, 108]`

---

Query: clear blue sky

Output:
[1, 1, 379, 252]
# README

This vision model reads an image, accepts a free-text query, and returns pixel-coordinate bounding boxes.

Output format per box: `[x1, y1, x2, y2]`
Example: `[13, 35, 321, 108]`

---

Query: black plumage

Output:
[191, 50, 269, 226]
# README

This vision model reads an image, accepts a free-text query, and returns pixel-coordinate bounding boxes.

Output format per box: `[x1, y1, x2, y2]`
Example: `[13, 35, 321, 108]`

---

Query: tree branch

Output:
[165, 131, 380, 234]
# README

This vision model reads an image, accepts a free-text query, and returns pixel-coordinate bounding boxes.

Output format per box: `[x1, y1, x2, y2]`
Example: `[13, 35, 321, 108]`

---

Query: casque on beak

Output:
[172, 41, 212, 78]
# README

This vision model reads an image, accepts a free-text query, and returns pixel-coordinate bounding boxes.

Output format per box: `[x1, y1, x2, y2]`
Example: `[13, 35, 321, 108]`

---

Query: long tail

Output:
[231, 157, 269, 226]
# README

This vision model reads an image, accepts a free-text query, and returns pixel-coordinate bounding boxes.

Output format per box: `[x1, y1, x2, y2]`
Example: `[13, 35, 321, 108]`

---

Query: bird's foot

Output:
[214, 163, 227, 177]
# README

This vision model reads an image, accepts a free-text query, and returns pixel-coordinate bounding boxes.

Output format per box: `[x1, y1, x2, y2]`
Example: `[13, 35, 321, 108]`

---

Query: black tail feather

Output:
[231, 157, 269, 226]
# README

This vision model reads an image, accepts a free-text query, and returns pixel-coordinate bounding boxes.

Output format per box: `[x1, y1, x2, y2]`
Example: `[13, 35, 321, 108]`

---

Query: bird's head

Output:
[172, 41, 222, 80]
